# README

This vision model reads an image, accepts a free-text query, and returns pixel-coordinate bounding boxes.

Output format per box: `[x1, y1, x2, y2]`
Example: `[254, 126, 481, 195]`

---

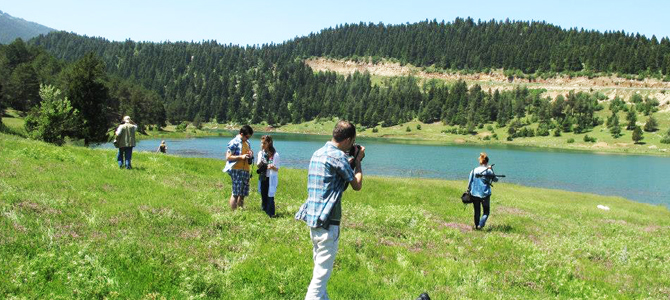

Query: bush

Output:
[372, 127, 378, 133]
[24, 85, 81, 146]
[583, 135, 597, 143]
[567, 138, 575, 143]
[553, 128, 562, 137]
[416, 124, 421, 130]
[176, 121, 189, 132]
[406, 126, 411, 132]
[661, 136, 670, 144]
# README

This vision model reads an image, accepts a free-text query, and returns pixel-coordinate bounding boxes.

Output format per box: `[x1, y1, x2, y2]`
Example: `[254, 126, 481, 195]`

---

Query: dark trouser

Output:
[473, 195, 490, 228]
[260, 177, 275, 217]
[117, 147, 133, 169]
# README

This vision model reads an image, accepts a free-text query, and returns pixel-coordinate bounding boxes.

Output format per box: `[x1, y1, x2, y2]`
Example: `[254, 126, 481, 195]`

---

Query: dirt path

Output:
[305, 58, 670, 109]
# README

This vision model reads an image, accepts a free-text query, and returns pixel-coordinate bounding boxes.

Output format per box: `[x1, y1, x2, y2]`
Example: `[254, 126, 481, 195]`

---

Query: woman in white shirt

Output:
[256, 135, 280, 217]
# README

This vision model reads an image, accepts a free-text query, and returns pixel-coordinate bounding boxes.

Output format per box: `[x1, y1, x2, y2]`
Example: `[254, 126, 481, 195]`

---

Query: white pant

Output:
[305, 225, 340, 300]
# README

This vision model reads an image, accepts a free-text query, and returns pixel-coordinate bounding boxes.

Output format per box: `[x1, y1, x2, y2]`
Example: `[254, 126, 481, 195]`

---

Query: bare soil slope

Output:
[306, 58, 670, 110]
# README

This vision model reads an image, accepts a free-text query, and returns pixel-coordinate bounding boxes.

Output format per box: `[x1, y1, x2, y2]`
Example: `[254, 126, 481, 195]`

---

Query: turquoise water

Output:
[98, 133, 670, 207]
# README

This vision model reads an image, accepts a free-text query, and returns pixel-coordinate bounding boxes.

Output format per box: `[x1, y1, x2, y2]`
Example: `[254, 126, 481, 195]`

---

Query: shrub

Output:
[567, 138, 575, 143]
[176, 121, 189, 132]
[24, 85, 81, 146]
[416, 124, 421, 130]
[406, 126, 411, 132]
[372, 127, 378, 133]
[583, 135, 597, 143]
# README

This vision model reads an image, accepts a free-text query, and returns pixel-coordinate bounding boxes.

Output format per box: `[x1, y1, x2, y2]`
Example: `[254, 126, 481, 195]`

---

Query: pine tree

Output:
[632, 126, 644, 144]
[62, 53, 113, 144]
[643, 115, 658, 132]
[626, 107, 637, 130]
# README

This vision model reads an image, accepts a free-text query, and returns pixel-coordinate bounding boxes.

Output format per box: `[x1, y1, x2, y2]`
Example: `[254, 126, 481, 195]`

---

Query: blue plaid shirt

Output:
[295, 142, 355, 228]
[223, 135, 251, 173]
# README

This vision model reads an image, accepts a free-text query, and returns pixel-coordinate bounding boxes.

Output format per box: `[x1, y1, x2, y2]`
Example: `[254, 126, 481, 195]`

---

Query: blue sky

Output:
[3, 0, 668, 45]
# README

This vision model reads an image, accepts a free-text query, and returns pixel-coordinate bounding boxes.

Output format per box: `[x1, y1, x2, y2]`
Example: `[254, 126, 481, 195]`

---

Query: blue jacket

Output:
[467, 166, 498, 198]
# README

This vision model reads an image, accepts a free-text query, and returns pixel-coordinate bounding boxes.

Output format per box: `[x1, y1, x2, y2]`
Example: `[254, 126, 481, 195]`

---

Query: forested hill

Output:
[0, 10, 55, 44]
[16, 18, 670, 131]
[286, 18, 670, 76]
[33, 18, 670, 77]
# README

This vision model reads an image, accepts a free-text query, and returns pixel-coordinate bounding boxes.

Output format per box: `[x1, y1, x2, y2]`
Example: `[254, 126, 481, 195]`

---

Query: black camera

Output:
[348, 144, 363, 168]
[256, 161, 268, 175]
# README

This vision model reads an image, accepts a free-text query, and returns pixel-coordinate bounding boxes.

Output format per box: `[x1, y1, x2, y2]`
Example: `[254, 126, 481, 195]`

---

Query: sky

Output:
[2, 0, 669, 45]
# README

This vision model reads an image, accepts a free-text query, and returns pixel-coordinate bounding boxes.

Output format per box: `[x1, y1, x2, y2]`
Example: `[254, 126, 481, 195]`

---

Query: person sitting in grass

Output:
[466, 152, 498, 230]
[157, 140, 167, 153]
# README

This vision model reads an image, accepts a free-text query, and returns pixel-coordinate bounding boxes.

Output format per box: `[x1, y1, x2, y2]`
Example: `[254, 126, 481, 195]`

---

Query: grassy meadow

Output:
[258, 109, 670, 156]
[1, 131, 669, 299]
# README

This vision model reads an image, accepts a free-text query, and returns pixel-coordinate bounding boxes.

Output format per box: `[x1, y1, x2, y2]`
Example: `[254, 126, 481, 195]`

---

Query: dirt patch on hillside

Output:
[306, 58, 670, 106]
[592, 142, 609, 148]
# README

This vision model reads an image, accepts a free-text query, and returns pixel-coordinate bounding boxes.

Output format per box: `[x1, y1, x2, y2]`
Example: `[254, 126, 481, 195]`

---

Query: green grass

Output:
[258, 111, 670, 156]
[1, 132, 669, 299]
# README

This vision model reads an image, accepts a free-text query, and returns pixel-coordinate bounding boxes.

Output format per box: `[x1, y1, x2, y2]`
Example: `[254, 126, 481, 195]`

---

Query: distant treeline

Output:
[0, 39, 165, 144]
[2, 18, 670, 145]
[286, 18, 670, 77]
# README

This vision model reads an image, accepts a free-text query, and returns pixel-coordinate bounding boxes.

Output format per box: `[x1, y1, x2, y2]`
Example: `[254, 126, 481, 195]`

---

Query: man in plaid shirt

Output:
[223, 125, 254, 210]
[295, 120, 364, 300]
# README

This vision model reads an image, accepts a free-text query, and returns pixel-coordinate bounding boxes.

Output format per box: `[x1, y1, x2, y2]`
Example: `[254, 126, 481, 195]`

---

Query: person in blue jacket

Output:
[466, 152, 498, 230]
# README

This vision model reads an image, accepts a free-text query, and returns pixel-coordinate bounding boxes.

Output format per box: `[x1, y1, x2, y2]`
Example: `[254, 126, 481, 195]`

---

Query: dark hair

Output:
[261, 135, 276, 158]
[332, 120, 356, 142]
[240, 125, 253, 136]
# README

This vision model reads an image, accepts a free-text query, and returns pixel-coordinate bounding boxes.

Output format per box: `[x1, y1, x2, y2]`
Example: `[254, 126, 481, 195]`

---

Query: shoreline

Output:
[182, 120, 670, 157]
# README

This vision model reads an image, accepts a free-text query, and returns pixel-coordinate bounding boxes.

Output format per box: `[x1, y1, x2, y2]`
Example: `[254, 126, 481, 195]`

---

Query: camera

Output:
[256, 161, 268, 176]
[348, 144, 363, 168]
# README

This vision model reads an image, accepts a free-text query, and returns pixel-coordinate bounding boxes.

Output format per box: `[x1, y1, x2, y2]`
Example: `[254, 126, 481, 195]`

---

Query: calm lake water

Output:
[98, 133, 670, 207]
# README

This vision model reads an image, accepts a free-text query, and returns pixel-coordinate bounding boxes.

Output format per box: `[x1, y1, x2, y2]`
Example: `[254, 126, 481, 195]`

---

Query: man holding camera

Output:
[223, 125, 254, 210]
[295, 120, 364, 300]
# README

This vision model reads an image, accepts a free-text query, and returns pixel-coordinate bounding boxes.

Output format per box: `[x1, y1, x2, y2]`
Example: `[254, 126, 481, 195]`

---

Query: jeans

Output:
[117, 147, 133, 169]
[305, 225, 340, 300]
[473, 195, 490, 228]
[260, 177, 275, 217]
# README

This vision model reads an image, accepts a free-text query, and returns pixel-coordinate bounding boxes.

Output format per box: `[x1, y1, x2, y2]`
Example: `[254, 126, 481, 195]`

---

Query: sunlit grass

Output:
[1, 132, 669, 299]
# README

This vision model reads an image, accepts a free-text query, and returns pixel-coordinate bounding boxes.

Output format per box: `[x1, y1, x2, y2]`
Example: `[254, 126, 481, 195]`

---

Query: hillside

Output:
[0, 10, 55, 44]
[306, 58, 670, 108]
[1, 132, 669, 298]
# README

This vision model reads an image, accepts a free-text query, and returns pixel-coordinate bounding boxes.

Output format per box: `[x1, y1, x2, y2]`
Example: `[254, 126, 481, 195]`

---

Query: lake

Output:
[98, 133, 670, 207]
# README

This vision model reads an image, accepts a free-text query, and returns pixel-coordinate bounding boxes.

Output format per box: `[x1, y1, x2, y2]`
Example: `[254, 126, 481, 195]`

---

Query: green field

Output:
[1, 132, 669, 299]
[255, 109, 670, 156]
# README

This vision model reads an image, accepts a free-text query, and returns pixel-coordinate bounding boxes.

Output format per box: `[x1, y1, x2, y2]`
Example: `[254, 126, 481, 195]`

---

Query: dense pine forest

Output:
[2, 18, 670, 145]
